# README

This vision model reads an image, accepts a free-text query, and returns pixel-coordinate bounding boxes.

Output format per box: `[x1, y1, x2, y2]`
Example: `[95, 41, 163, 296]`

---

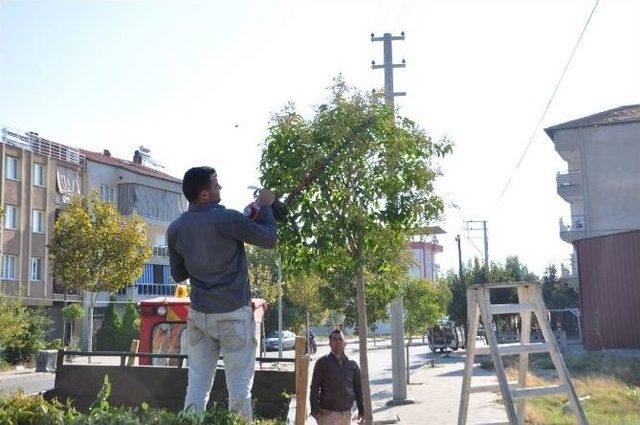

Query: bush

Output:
[0, 376, 284, 424]
[0, 294, 51, 364]
[96, 298, 141, 351]
[95, 296, 123, 351]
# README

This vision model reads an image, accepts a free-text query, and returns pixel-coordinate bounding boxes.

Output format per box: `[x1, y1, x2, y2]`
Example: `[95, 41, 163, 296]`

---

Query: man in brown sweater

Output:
[310, 329, 364, 424]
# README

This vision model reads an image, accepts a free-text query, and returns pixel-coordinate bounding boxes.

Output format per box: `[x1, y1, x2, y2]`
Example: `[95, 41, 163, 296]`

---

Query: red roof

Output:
[80, 149, 182, 183]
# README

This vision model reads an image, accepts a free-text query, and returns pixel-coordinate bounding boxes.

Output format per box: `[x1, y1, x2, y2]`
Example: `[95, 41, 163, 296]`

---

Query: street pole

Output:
[482, 220, 489, 267]
[372, 31, 412, 406]
[455, 234, 463, 283]
[276, 254, 283, 359]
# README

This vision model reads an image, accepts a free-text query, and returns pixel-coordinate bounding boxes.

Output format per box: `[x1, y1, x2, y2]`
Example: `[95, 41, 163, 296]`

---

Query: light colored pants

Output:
[184, 306, 257, 421]
[316, 409, 353, 425]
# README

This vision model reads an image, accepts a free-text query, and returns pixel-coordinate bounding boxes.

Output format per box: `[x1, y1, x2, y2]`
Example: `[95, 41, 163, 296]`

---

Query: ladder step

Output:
[488, 303, 535, 315]
[470, 381, 519, 393]
[512, 384, 567, 400]
[476, 342, 549, 356]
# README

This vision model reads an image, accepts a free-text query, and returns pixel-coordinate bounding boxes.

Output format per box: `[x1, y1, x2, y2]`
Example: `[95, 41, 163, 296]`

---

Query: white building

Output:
[545, 104, 640, 287]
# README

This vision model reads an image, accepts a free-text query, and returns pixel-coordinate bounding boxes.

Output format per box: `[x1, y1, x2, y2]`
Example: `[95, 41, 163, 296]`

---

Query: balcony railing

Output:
[152, 245, 169, 258]
[1, 128, 85, 168]
[117, 283, 177, 299]
[556, 169, 582, 186]
[559, 216, 587, 243]
[556, 170, 583, 201]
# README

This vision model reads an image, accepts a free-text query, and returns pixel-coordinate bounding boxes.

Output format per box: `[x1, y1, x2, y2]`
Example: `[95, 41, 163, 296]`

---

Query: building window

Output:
[100, 185, 116, 203]
[5, 156, 19, 180]
[30, 258, 43, 281]
[33, 163, 45, 187]
[153, 264, 164, 284]
[32, 209, 44, 233]
[2, 255, 17, 280]
[4, 205, 18, 230]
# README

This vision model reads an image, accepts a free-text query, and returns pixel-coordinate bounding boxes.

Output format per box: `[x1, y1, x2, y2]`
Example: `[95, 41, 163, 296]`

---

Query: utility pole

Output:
[276, 254, 283, 359]
[372, 31, 413, 406]
[455, 234, 463, 283]
[465, 220, 489, 267]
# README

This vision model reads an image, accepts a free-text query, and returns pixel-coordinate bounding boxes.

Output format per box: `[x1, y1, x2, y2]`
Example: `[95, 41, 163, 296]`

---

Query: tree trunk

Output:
[355, 267, 373, 425]
[88, 292, 97, 363]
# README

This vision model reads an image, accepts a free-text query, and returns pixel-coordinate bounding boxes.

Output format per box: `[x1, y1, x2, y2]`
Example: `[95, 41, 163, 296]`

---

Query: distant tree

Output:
[61, 303, 84, 346]
[96, 296, 122, 351]
[286, 273, 327, 331]
[403, 278, 451, 337]
[0, 294, 51, 363]
[121, 301, 140, 349]
[542, 265, 579, 309]
[246, 246, 280, 306]
[49, 193, 151, 352]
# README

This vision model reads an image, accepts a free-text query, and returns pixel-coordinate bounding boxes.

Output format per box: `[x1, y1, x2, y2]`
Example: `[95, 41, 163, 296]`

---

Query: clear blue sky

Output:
[2, 0, 639, 276]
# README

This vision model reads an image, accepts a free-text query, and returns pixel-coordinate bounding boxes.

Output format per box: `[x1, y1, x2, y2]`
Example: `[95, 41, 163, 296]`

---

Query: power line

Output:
[496, 0, 600, 204]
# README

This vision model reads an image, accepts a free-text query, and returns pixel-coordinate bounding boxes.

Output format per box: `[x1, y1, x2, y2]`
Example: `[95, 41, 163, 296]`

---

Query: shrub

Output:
[95, 296, 123, 351]
[0, 294, 51, 364]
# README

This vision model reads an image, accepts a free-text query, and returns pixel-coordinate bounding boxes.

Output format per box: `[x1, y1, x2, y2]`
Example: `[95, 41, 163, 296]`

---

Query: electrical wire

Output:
[496, 0, 600, 204]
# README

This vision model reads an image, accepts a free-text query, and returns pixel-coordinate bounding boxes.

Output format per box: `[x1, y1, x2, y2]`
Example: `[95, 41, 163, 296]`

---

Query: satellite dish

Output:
[136, 146, 166, 169]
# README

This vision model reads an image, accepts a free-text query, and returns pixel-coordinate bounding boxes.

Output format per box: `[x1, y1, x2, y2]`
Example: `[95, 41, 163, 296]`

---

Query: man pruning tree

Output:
[167, 166, 277, 421]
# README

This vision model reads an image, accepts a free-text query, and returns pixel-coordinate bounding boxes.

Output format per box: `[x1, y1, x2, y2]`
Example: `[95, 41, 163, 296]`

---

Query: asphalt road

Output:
[0, 372, 55, 396]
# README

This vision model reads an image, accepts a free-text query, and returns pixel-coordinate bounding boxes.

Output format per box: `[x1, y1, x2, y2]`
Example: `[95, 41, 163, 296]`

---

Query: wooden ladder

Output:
[457, 281, 589, 425]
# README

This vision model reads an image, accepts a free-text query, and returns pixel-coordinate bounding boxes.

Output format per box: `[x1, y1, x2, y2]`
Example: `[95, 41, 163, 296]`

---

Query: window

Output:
[152, 264, 164, 284]
[100, 185, 116, 203]
[4, 205, 17, 229]
[5, 156, 19, 180]
[32, 210, 44, 233]
[30, 258, 42, 281]
[33, 163, 45, 187]
[2, 255, 17, 280]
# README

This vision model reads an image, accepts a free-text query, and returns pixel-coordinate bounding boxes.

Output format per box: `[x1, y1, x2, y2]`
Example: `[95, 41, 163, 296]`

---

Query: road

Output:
[0, 338, 436, 405]
[0, 372, 54, 396]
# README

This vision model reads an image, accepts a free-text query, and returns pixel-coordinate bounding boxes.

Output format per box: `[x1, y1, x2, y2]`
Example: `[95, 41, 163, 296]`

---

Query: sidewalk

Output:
[372, 353, 508, 424]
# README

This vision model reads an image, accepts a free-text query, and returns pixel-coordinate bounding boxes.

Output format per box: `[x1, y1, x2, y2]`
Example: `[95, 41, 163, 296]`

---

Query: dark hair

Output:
[182, 166, 216, 203]
[329, 329, 343, 340]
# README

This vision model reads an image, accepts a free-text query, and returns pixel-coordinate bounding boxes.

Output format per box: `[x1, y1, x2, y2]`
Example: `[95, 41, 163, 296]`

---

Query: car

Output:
[264, 330, 296, 351]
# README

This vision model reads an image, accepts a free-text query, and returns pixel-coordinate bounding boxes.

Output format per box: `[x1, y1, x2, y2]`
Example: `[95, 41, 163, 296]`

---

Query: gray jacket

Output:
[167, 202, 277, 313]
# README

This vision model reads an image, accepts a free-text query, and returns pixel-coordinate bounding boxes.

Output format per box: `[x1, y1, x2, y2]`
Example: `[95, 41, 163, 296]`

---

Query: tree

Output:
[542, 265, 579, 309]
[246, 246, 280, 306]
[49, 193, 151, 352]
[286, 273, 327, 332]
[260, 79, 451, 423]
[96, 296, 122, 351]
[61, 303, 84, 346]
[403, 278, 451, 337]
[121, 301, 140, 350]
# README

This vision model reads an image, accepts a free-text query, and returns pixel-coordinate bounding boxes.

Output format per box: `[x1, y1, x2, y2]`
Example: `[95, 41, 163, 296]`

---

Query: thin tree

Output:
[49, 193, 151, 353]
[260, 79, 451, 423]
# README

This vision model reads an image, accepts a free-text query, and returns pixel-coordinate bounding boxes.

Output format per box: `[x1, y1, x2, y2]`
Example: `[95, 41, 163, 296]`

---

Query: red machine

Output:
[138, 295, 267, 366]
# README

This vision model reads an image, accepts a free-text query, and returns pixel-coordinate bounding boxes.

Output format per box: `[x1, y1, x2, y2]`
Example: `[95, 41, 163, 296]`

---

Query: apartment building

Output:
[81, 148, 186, 306]
[545, 104, 640, 287]
[0, 128, 85, 338]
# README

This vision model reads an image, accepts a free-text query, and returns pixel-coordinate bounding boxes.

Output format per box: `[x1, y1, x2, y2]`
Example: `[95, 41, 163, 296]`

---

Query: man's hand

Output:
[356, 414, 364, 424]
[256, 188, 275, 206]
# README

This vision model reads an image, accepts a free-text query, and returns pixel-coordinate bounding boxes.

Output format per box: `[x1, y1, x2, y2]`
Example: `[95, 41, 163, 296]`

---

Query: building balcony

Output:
[556, 170, 583, 202]
[52, 280, 82, 302]
[559, 216, 587, 243]
[116, 283, 178, 302]
[152, 245, 169, 258]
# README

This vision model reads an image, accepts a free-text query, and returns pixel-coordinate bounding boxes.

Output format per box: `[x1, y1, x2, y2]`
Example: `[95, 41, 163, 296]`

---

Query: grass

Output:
[481, 352, 640, 424]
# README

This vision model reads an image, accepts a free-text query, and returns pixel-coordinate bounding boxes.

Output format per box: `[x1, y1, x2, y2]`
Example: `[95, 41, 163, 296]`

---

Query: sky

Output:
[1, 0, 639, 277]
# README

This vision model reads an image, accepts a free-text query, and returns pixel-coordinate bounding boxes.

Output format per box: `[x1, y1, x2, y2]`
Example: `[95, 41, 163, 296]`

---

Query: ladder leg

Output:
[458, 288, 480, 425]
[477, 288, 519, 425]
[516, 286, 532, 425]
[530, 287, 589, 425]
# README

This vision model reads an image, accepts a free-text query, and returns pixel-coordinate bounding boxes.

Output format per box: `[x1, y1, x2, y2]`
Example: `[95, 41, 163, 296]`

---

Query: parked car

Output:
[264, 331, 296, 351]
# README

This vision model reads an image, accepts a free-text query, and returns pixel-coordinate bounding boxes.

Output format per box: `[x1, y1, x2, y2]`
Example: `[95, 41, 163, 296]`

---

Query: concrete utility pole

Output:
[276, 254, 283, 359]
[371, 31, 412, 406]
[465, 220, 489, 267]
[455, 234, 463, 283]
